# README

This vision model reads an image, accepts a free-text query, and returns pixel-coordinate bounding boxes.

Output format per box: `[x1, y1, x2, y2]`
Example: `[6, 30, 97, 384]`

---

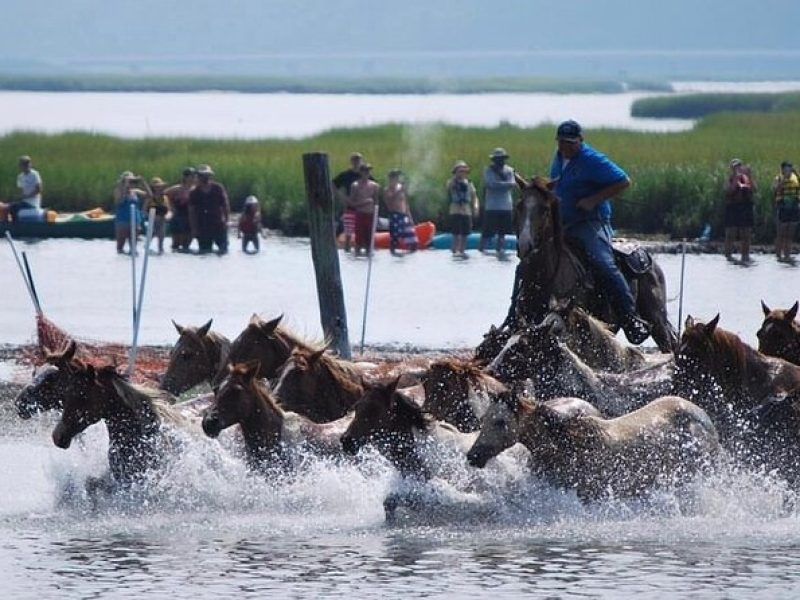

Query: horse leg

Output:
[636, 269, 678, 353]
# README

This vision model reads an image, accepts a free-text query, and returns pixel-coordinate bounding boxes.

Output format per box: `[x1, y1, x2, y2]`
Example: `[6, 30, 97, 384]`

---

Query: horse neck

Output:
[206, 334, 230, 381]
[101, 388, 161, 472]
[317, 359, 363, 417]
[379, 429, 430, 479]
[239, 384, 284, 463]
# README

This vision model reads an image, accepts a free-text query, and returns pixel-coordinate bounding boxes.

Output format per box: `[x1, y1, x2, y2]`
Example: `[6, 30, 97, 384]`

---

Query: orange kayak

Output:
[374, 221, 435, 250]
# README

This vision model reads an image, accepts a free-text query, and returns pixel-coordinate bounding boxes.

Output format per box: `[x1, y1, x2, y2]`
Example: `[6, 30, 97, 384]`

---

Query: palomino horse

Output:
[25, 356, 196, 493]
[757, 300, 800, 365]
[542, 298, 647, 373]
[675, 314, 800, 447]
[202, 361, 351, 472]
[512, 174, 677, 352]
[486, 320, 673, 417]
[161, 319, 231, 394]
[272, 346, 364, 423]
[468, 391, 719, 501]
[421, 358, 507, 432]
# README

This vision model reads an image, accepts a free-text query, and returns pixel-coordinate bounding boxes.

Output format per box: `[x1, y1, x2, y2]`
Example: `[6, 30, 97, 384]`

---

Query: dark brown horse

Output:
[468, 391, 719, 501]
[272, 346, 364, 423]
[202, 361, 351, 472]
[161, 319, 231, 394]
[474, 323, 513, 365]
[486, 320, 673, 417]
[758, 300, 800, 365]
[674, 314, 800, 445]
[747, 387, 800, 488]
[512, 174, 677, 352]
[21, 353, 194, 492]
[421, 357, 507, 432]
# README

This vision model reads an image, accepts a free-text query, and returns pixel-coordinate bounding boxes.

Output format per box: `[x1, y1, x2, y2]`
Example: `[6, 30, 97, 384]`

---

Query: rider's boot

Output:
[621, 313, 651, 345]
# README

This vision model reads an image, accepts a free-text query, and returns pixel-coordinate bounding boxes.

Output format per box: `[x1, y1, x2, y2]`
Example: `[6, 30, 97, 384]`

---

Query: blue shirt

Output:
[115, 193, 142, 224]
[549, 142, 628, 227]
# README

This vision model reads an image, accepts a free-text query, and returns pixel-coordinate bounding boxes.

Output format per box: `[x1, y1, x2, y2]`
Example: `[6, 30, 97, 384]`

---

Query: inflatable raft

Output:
[372, 221, 436, 250]
[431, 232, 517, 251]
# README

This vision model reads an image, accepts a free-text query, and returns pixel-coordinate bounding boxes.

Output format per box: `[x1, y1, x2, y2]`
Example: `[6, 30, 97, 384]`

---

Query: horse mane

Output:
[275, 324, 326, 354]
[245, 375, 284, 417]
[392, 388, 432, 432]
[102, 369, 187, 427]
[428, 357, 486, 386]
[706, 326, 752, 376]
[531, 176, 563, 247]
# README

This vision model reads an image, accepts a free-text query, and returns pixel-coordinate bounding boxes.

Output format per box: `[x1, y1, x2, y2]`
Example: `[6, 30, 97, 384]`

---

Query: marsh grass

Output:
[2, 111, 798, 241]
[632, 92, 800, 119]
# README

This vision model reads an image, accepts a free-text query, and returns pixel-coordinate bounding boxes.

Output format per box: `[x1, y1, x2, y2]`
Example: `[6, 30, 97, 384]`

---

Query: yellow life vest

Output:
[778, 172, 800, 202]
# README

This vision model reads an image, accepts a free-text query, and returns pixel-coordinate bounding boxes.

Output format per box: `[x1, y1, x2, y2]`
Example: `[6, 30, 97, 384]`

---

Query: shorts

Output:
[724, 201, 754, 229]
[355, 211, 374, 247]
[342, 209, 356, 236]
[449, 213, 472, 236]
[481, 209, 513, 237]
[171, 213, 190, 234]
[777, 200, 800, 224]
[388, 212, 417, 246]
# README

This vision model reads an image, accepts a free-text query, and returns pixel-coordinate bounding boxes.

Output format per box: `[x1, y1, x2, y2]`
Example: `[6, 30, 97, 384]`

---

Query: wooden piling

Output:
[302, 152, 351, 359]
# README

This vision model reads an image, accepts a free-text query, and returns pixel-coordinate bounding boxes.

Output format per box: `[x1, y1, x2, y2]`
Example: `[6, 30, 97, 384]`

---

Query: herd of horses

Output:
[12, 295, 800, 518]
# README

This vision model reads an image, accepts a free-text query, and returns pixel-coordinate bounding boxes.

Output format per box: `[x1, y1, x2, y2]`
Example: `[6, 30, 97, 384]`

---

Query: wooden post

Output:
[303, 152, 351, 359]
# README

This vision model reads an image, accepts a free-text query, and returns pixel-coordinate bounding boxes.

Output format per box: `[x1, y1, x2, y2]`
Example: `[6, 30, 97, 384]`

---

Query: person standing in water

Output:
[189, 164, 230, 255]
[333, 152, 365, 253]
[723, 158, 756, 264]
[383, 168, 418, 256]
[113, 172, 151, 255]
[166, 167, 196, 252]
[446, 160, 479, 259]
[348, 163, 380, 257]
[772, 160, 800, 262]
[238, 195, 265, 254]
[144, 176, 171, 254]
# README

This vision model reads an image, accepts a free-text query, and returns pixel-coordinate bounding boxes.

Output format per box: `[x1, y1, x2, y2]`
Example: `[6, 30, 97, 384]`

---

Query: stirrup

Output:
[622, 314, 650, 345]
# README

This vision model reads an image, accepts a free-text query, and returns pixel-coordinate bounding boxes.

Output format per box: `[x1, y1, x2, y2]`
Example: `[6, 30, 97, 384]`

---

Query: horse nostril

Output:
[202, 415, 221, 438]
[52, 427, 72, 449]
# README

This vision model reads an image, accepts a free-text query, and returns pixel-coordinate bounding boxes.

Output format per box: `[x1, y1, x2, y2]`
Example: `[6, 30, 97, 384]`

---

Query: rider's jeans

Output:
[565, 220, 636, 317]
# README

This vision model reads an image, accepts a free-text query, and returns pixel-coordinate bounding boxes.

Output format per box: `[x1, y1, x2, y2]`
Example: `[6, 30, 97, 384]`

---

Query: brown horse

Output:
[486, 320, 673, 417]
[272, 346, 364, 423]
[675, 314, 800, 445]
[202, 361, 351, 472]
[421, 357, 507, 432]
[758, 300, 800, 365]
[512, 174, 677, 352]
[542, 298, 647, 373]
[468, 392, 719, 501]
[747, 387, 800, 488]
[29, 356, 194, 492]
[161, 319, 231, 395]
[474, 323, 513, 364]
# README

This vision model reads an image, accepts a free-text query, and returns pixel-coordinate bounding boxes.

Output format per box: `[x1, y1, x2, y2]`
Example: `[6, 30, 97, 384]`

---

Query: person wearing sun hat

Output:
[480, 147, 516, 257]
[347, 162, 381, 256]
[447, 160, 479, 258]
[189, 164, 230, 254]
[723, 157, 756, 263]
[143, 176, 171, 254]
[549, 119, 650, 345]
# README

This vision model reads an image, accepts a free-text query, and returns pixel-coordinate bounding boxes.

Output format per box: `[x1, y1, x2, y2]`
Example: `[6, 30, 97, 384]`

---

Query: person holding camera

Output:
[723, 158, 756, 263]
[189, 164, 230, 255]
[113, 171, 151, 254]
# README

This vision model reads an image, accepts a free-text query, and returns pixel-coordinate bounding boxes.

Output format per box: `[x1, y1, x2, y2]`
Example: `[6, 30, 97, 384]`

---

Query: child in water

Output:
[238, 195, 264, 254]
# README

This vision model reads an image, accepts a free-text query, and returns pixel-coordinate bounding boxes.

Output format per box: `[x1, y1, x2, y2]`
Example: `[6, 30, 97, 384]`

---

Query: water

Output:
[3, 240, 800, 598]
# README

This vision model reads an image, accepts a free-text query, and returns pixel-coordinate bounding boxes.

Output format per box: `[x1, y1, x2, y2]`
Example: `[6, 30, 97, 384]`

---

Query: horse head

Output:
[486, 318, 561, 385]
[474, 323, 513, 364]
[757, 300, 800, 359]
[467, 390, 523, 467]
[50, 361, 113, 449]
[212, 313, 287, 388]
[15, 340, 85, 419]
[514, 174, 561, 259]
[162, 318, 222, 394]
[421, 359, 483, 432]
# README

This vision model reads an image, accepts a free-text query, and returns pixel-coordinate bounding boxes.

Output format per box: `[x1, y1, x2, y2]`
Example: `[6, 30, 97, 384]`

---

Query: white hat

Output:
[244, 195, 259, 205]
[196, 164, 214, 176]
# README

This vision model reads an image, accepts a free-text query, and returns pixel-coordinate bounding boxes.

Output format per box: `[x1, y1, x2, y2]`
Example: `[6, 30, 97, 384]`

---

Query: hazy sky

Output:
[3, 0, 798, 61]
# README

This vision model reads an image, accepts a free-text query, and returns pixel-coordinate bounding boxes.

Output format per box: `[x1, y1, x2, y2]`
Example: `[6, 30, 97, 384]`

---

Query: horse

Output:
[674, 314, 800, 446]
[747, 387, 800, 488]
[272, 346, 364, 423]
[35, 359, 196, 494]
[202, 361, 351, 472]
[474, 323, 513, 364]
[512, 174, 677, 353]
[421, 357, 507, 432]
[486, 320, 674, 417]
[757, 300, 800, 365]
[161, 319, 231, 395]
[541, 298, 648, 373]
[340, 378, 480, 519]
[468, 391, 719, 502]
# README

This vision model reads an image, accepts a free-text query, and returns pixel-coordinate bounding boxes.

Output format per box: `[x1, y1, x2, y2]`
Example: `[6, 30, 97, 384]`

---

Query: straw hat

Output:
[489, 147, 509, 160]
[451, 160, 469, 174]
[150, 176, 166, 187]
[196, 164, 214, 176]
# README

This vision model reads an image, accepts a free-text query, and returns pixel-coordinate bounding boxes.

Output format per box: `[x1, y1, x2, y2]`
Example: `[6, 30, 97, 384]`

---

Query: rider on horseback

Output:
[549, 120, 650, 345]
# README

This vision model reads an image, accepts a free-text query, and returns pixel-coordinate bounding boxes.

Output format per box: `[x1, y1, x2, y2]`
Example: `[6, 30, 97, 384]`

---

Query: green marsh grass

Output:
[2, 111, 798, 242]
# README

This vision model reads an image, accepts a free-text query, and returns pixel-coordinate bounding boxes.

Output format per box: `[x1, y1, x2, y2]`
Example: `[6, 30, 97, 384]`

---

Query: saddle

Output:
[612, 240, 653, 279]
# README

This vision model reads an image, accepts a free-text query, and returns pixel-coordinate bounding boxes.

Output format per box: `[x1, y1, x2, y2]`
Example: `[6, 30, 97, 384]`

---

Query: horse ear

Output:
[197, 319, 213, 338]
[787, 301, 799, 322]
[684, 315, 694, 330]
[259, 314, 283, 335]
[248, 313, 263, 327]
[52, 339, 77, 365]
[488, 324, 497, 334]
[565, 297, 576, 312]
[704, 314, 720, 334]
[241, 359, 261, 380]
[547, 295, 559, 311]
[172, 319, 185, 335]
[761, 300, 771, 317]
[309, 347, 326, 365]
[86, 363, 96, 380]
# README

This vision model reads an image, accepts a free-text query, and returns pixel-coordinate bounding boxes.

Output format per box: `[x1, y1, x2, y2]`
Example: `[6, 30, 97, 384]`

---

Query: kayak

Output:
[373, 221, 436, 250]
[431, 232, 517, 251]
[0, 215, 115, 239]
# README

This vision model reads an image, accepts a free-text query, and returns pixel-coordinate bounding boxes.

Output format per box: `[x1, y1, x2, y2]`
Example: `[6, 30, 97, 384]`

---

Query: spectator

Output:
[113, 172, 151, 255]
[189, 164, 230, 255]
[772, 160, 800, 263]
[446, 160, 479, 259]
[480, 147, 516, 258]
[332, 152, 364, 253]
[144, 176, 171, 255]
[239, 195, 265, 254]
[166, 167, 196, 252]
[383, 168, 418, 256]
[723, 158, 756, 264]
[348, 163, 380, 257]
[10, 155, 43, 221]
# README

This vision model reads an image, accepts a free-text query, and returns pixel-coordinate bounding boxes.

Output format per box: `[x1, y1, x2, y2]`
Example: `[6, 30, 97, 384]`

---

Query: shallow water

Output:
[3, 237, 800, 598]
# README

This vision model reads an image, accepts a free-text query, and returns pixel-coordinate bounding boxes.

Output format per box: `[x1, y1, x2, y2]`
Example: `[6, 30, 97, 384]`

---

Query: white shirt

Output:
[17, 168, 42, 208]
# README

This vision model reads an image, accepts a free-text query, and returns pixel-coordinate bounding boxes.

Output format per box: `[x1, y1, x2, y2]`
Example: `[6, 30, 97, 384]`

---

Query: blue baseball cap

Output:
[556, 120, 583, 142]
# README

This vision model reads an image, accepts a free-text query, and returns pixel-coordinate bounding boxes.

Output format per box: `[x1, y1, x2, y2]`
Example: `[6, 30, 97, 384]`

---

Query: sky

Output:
[2, 1, 799, 79]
